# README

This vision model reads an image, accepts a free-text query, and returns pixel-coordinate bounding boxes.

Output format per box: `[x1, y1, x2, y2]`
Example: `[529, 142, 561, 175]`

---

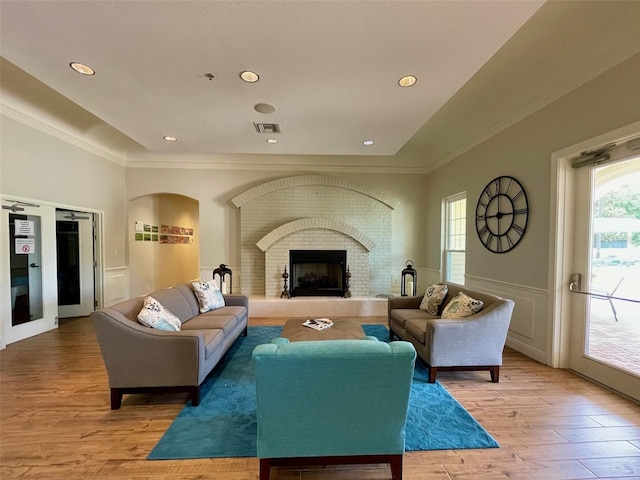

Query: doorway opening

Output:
[56, 209, 96, 318]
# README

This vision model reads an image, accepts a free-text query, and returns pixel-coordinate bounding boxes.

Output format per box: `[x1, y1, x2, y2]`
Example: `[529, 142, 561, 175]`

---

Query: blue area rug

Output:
[148, 325, 499, 459]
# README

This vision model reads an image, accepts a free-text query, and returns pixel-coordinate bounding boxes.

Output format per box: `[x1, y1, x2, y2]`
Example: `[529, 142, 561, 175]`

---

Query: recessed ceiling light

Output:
[163, 136, 178, 142]
[398, 75, 417, 87]
[266, 138, 279, 144]
[363, 140, 374, 146]
[240, 71, 259, 83]
[70, 62, 95, 75]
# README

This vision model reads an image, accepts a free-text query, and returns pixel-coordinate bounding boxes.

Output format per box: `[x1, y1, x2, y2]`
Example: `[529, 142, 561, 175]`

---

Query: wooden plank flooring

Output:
[2, 315, 640, 479]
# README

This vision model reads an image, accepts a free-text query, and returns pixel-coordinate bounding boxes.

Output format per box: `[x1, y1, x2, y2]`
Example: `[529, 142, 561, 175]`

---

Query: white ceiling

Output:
[1, 1, 639, 171]
[0, 0, 543, 157]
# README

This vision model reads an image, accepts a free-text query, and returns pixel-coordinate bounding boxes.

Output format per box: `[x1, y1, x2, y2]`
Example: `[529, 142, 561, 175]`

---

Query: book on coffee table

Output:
[302, 318, 333, 331]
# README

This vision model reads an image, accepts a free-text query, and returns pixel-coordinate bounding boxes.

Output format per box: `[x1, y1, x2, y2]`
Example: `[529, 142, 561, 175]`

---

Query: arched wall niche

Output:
[128, 192, 200, 296]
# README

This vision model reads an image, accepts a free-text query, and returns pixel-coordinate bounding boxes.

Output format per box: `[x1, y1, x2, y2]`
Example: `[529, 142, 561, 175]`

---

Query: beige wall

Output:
[423, 52, 640, 290]
[0, 116, 127, 270]
[157, 194, 200, 289]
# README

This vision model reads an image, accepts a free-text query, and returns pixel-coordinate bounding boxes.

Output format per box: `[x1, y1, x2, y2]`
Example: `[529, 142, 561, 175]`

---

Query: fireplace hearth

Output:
[289, 250, 347, 297]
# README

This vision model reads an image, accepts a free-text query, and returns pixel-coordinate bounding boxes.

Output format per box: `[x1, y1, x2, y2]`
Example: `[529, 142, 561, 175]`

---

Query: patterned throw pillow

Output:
[441, 292, 484, 319]
[192, 280, 225, 313]
[419, 284, 449, 315]
[137, 296, 181, 331]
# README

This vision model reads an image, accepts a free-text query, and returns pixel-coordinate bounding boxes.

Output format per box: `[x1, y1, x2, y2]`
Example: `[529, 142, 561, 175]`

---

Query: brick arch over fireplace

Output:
[234, 175, 398, 296]
[256, 218, 376, 252]
[231, 174, 400, 209]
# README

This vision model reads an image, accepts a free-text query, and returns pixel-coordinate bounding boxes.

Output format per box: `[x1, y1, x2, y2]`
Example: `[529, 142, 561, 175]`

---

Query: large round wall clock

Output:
[475, 175, 529, 253]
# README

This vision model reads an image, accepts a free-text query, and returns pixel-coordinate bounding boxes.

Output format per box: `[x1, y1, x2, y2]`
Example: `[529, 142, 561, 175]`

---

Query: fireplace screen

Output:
[289, 250, 347, 297]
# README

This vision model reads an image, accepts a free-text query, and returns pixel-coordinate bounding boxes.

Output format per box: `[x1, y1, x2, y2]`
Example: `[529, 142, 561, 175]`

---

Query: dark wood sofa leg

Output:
[428, 367, 437, 383]
[490, 366, 500, 383]
[259, 459, 271, 480]
[390, 454, 403, 480]
[190, 386, 201, 406]
[110, 388, 122, 410]
[242, 325, 248, 336]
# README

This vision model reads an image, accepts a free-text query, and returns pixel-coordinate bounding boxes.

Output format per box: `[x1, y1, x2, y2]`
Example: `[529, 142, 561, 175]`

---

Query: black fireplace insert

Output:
[289, 249, 347, 297]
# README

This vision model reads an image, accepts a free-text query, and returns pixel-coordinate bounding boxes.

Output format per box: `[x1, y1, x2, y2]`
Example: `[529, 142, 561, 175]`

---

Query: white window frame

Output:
[442, 192, 466, 285]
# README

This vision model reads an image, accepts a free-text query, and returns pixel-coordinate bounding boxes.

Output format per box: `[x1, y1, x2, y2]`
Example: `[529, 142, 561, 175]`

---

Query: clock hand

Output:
[485, 211, 514, 219]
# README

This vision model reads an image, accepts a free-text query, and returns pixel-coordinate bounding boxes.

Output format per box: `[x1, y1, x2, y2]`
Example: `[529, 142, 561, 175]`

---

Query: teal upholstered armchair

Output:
[252, 337, 416, 480]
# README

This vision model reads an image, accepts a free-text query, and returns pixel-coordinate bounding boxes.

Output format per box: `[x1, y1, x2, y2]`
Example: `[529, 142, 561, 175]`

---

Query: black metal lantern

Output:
[401, 260, 417, 296]
[213, 263, 232, 294]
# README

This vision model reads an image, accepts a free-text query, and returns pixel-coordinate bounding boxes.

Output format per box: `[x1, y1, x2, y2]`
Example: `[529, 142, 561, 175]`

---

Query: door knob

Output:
[29, 263, 40, 268]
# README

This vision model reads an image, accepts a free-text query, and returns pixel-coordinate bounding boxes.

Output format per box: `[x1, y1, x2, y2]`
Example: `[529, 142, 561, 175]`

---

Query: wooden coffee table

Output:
[281, 318, 365, 342]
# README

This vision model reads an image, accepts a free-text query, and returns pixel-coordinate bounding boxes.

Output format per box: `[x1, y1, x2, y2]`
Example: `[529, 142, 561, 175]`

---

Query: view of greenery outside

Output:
[588, 165, 640, 377]
[595, 185, 640, 248]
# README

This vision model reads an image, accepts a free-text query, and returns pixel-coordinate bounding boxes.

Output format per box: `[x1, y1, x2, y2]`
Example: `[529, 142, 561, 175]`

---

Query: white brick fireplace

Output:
[232, 175, 399, 297]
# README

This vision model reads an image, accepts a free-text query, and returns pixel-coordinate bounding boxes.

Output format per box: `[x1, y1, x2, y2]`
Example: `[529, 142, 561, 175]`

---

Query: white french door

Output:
[567, 144, 640, 400]
[1, 202, 58, 345]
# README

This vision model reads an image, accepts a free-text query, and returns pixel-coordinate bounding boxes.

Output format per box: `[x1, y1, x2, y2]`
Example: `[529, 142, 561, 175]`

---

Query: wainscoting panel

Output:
[104, 267, 129, 307]
[465, 275, 549, 365]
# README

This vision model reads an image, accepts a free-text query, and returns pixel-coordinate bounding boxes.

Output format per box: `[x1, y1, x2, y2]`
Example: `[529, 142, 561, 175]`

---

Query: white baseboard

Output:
[506, 336, 547, 365]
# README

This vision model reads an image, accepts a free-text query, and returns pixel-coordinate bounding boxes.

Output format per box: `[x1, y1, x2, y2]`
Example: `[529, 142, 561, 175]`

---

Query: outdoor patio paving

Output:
[588, 263, 640, 376]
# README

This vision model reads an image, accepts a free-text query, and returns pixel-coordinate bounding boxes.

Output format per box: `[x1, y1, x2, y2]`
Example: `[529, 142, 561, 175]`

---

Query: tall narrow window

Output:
[443, 193, 466, 284]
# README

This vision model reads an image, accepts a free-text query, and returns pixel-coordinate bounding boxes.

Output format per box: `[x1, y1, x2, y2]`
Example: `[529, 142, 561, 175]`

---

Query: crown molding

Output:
[0, 104, 127, 167]
[1, 103, 428, 174]
[125, 159, 430, 174]
[425, 36, 640, 174]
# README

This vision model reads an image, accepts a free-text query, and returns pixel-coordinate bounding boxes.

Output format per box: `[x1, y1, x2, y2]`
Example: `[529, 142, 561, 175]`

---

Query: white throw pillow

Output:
[192, 280, 225, 313]
[441, 292, 484, 319]
[419, 284, 449, 315]
[137, 296, 181, 331]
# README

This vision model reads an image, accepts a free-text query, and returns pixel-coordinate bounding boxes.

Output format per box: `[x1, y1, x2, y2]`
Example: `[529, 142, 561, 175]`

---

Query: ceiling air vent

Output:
[254, 123, 281, 134]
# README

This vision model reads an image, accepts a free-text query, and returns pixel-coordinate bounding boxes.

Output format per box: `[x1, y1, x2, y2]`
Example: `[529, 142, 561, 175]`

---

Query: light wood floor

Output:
[2, 316, 640, 480]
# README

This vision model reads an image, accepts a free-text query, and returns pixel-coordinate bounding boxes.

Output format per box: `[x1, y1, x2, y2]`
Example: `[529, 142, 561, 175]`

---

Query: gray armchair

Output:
[388, 283, 514, 383]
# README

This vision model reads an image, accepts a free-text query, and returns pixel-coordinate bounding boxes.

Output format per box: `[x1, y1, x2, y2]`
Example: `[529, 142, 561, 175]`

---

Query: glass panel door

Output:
[587, 161, 640, 375]
[1, 203, 58, 345]
[569, 154, 640, 400]
[9, 212, 43, 325]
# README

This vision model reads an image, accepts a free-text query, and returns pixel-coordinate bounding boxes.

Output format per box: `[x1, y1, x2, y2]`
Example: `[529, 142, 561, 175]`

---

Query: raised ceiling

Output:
[0, 0, 542, 157]
[1, 1, 639, 170]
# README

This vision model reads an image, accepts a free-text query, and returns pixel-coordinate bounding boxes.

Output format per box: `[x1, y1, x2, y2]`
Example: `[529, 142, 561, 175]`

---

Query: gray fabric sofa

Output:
[91, 282, 248, 409]
[388, 283, 514, 383]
